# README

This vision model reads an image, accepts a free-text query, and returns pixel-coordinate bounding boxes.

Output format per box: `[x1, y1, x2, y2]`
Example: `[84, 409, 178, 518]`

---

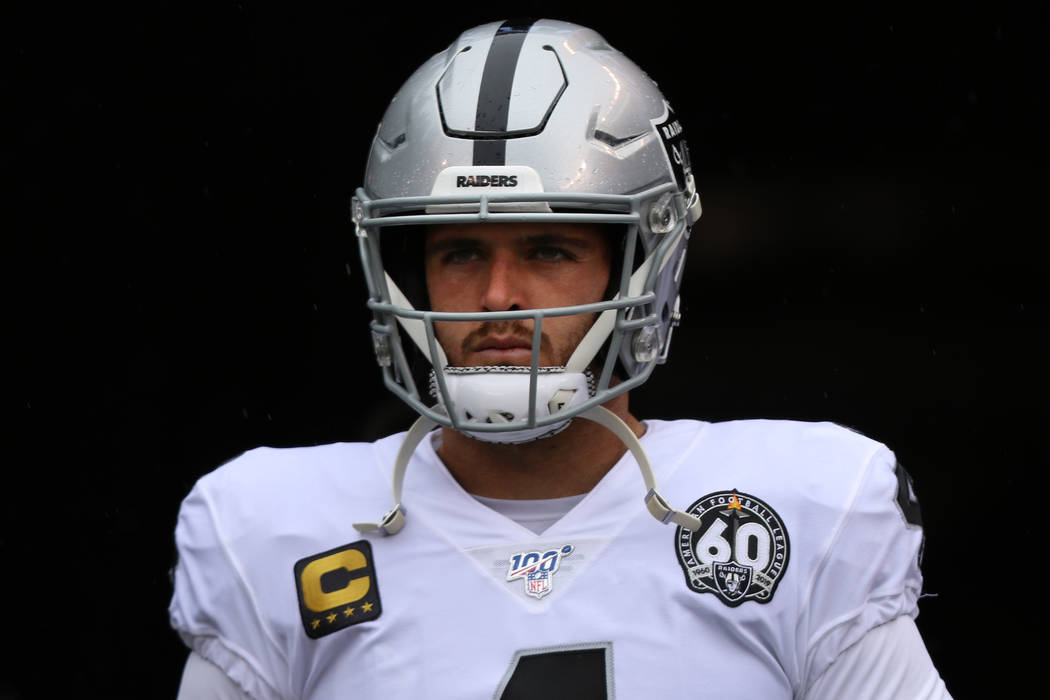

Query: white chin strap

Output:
[431, 367, 592, 444]
[352, 406, 703, 536]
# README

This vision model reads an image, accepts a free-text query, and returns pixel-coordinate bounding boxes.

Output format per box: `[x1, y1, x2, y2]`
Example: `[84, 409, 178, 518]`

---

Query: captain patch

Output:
[675, 491, 790, 607]
[294, 540, 382, 639]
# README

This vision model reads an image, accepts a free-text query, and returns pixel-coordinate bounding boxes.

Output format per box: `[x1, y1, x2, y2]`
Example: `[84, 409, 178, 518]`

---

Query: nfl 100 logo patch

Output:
[675, 491, 790, 607]
[506, 545, 575, 599]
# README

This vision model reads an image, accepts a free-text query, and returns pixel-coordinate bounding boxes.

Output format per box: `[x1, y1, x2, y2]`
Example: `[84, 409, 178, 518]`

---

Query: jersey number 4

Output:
[495, 643, 613, 699]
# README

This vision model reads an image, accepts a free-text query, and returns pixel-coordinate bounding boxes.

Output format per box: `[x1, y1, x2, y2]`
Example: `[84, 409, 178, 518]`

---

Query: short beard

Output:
[444, 317, 595, 367]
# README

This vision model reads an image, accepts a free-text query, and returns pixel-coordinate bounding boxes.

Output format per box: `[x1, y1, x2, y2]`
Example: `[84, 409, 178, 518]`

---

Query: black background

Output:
[8, 2, 1046, 697]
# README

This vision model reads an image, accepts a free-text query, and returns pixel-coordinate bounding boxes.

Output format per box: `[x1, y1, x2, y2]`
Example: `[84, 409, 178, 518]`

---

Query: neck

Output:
[435, 390, 645, 499]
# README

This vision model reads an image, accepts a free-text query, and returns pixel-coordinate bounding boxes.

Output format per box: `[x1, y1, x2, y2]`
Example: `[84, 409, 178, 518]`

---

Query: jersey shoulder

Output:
[691, 417, 923, 553]
[646, 417, 904, 519]
[169, 434, 409, 698]
[673, 418, 924, 689]
[689, 418, 902, 507]
[187, 432, 407, 534]
[701, 417, 885, 463]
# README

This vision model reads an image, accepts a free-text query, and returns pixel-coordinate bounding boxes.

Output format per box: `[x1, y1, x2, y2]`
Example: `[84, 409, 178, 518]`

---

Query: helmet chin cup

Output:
[431, 367, 594, 444]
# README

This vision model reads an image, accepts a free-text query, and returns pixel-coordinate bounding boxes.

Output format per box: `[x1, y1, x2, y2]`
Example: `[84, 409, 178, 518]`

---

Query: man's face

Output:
[424, 222, 612, 368]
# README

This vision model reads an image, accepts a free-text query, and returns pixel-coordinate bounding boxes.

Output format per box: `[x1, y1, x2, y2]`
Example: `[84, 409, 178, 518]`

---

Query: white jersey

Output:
[170, 419, 927, 699]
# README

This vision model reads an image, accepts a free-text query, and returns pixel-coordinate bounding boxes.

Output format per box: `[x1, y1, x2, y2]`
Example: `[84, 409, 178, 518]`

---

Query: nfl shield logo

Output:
[526, 571, 551, 597]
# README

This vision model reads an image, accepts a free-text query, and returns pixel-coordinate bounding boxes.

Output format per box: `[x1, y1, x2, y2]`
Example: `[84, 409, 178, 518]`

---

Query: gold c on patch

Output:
[293, 540, 382, 639]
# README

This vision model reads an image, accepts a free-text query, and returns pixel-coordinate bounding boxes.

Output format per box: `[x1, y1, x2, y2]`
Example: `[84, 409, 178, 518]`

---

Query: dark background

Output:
[8, 2, 1046, 697]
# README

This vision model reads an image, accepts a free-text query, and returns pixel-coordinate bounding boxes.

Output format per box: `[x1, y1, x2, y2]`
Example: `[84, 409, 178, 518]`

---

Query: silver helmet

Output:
[353, 18, 701, 444]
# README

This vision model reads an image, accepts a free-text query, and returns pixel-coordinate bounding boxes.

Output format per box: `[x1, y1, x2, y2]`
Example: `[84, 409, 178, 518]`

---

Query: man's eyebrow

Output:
[518, 233, 597, 248]
[425, 232, 597, 253]
[425, 237, 483, 254]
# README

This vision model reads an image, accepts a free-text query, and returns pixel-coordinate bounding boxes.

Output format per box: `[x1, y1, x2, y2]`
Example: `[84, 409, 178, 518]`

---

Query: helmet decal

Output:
[472, 19, 535, 165]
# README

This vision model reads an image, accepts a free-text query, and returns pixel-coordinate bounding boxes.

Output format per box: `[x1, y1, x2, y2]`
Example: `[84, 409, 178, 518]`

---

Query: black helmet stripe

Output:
[473, 19, 537, 166]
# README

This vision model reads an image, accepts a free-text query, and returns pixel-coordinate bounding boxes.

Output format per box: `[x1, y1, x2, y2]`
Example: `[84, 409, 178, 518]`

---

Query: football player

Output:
[171, 19, 952, 698]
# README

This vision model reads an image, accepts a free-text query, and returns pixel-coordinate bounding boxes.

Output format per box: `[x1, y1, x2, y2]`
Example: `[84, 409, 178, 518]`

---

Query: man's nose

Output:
[480, 252, 525, 312]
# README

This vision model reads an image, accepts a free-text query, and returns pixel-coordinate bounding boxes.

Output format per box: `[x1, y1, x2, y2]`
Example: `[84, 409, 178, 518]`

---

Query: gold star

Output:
[326, 613, 337, 623]
[343, 606, 356, 617]
[361, 601, 374, 613]
[311, 619, 320, 630]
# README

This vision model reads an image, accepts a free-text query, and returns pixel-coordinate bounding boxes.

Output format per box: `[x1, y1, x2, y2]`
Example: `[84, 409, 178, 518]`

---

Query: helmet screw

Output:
[371, 330, 393, 367]
[648, 192, 678, 234]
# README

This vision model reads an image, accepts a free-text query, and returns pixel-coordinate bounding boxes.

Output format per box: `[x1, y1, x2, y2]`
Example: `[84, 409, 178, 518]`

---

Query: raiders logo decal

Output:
[675, 491, 789, 607]
[294, 540, 381, 639]
[652, 100, 692, 191]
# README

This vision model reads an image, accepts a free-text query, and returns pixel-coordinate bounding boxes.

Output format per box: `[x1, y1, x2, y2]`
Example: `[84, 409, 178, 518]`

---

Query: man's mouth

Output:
[470, 335, 535, 364]
[474, 336, 533, 352]
[453, 322, 552, 367]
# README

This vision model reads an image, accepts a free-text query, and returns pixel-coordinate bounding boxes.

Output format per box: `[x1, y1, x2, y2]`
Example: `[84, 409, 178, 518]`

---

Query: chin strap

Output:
[577, 406, 703, 531]
[353, 406, 701, 535]
[353, 415, 437, 536]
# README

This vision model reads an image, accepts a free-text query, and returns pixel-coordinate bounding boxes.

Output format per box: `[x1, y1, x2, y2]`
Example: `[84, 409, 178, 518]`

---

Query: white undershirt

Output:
[471, 493, 585, 534]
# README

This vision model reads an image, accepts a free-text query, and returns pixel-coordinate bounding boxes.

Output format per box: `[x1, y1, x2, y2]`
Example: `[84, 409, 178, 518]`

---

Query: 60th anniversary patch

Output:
[675, 491, 790, 607]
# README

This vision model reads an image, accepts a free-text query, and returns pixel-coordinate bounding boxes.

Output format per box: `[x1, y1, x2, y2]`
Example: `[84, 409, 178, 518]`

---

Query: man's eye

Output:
[442, 249, 482, 264]
[531, 246, 574, 262]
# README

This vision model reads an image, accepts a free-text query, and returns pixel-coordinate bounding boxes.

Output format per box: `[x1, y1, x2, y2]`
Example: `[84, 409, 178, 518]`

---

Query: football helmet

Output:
[352, 19, 702, 534]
